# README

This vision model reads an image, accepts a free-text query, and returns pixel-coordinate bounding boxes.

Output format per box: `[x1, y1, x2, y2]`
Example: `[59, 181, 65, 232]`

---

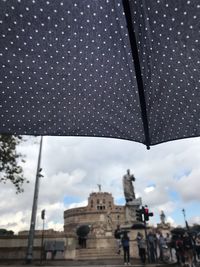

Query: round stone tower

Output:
[64, 191, 125, 237]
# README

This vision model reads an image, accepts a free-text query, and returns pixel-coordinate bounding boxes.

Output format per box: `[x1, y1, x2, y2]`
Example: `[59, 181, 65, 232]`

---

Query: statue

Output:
[122, 170, 141, 224]
[97, 184, 102, 192]
[123, 169, 136, 203]
[160, 210, 166, 225]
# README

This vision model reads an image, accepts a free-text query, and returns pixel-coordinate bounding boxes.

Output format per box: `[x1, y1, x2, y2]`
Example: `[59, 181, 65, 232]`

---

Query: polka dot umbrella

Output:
[0, 0, 199, 149]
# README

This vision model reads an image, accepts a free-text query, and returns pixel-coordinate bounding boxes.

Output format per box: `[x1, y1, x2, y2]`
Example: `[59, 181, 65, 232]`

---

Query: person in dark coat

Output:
[114, 225, 122, 254]
[195, 234, 200, 260]
[137, 233, 146, 264]
[121, 231, 130, 265]
[175, 235, 185, 265]
[148, 231, 157, 263]
[183, 233, 194, 267]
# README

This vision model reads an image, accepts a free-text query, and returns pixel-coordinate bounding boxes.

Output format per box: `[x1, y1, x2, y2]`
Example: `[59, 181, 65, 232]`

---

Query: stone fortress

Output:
[63, 190, 127, 260]
[0, 170, 171, 260]
[62, 170, 147, 259]
[64, 191, 125, 236]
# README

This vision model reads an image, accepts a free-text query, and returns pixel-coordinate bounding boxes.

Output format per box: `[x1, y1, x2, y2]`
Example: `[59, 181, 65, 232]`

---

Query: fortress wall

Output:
[0, 235, 77, 260]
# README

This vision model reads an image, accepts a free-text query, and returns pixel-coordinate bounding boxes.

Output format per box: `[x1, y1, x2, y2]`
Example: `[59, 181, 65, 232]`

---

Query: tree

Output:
[0, 228, 14, 236]
[0, 134, 28, 193]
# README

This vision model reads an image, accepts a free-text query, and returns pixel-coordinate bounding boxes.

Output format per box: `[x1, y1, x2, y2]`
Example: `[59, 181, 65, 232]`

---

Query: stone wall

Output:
[0, 234, 75, 260]
[0, 230, 144, 260]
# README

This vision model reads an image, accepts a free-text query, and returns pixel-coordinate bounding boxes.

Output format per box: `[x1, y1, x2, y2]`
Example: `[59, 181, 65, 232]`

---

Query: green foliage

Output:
[0, 134, 28, 193]
[0, 228, 14, 236]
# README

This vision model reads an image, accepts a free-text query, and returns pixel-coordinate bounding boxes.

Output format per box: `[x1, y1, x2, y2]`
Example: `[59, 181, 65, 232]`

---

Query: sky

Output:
[0, 135, 200, 234]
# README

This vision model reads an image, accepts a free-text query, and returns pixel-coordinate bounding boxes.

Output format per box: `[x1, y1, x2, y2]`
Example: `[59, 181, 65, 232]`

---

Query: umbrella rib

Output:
[122, 0, 150, 149]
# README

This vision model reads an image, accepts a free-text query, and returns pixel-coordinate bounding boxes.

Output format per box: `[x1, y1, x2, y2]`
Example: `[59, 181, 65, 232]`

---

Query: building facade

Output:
[64, 191, 125, 236]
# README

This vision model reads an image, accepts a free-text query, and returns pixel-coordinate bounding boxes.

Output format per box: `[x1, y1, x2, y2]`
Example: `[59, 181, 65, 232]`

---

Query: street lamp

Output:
[182, 208, 186, 220]
[26, 136, 44, 264]
[40, 209, 45, 264]
[182, 208, 189, 230]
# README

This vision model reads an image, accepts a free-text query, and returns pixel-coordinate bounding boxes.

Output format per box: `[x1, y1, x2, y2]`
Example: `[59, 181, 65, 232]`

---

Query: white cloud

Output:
[175, 169, 200, 201]
[189, 216, 200, 226]
[39, 169, 87, 204]
[0, 211, 30, 233]
[144, 186, 155, 193]
[47, 221, 63, 232]
[157, 201, 177, 214]
[166, 216, 177, 227]
[68, 200, 88, 209]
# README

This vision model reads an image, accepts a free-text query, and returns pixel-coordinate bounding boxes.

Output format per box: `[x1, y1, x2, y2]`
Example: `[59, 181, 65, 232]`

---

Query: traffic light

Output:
[144, 205, 153, 221]
[144, 206, 149, 221]
[41, 209, 45, 220]
[136, 209, 143, 222]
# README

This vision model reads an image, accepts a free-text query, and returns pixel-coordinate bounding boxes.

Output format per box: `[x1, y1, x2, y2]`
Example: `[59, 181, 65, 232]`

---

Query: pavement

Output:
[0, 258, 178, 267]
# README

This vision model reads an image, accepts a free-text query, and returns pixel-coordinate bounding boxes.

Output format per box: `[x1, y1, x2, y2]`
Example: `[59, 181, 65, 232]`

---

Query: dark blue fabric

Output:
[131, 0, 200, 145]
[0, 0, 199, 147]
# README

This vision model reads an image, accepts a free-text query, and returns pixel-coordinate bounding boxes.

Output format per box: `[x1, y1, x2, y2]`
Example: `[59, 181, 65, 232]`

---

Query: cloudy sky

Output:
[1, 135, 200, 234]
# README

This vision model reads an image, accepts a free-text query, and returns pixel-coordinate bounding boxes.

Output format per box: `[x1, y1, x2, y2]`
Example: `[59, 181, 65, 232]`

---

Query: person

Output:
[136, 232, 142, 257]
[183, 232, 194, 267]
[123, 169, 135, 203]
[78, 236, 87, 248]
[121, 231, 130, 265]
[158, 232, 166, 261]
[153, 231, 159, 261]
[195, 233, 200, 261]
[114, 225, 122, 255]
[165, 232, 173, 261]
[148, 231, 157, 263]
[175, 235, 185, 265]
[137, 233, 146, 264]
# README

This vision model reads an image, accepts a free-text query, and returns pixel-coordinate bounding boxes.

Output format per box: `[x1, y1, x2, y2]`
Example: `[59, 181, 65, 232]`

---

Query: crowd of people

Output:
[138, 230, 200, 266]
[115, 226, 200, 266]
[172, 232, 200, 267]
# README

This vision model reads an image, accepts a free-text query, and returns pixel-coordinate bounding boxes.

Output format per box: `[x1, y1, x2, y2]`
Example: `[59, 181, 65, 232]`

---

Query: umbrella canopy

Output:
[0, 0, 199, 148]
[76, 224, 90, 238]
[131, 223, 145, 229]
[171, 227, 186, 236]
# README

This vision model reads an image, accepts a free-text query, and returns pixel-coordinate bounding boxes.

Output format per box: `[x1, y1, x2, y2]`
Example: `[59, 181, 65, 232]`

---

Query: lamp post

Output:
[182, 208, 189, 230]
[40, 209, 45, 264]
[26, 136, 43, 264]
[182, 208, 186, 221]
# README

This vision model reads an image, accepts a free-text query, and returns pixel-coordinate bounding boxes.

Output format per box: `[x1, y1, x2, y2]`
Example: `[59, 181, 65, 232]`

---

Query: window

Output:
[97, 205, 105, 210]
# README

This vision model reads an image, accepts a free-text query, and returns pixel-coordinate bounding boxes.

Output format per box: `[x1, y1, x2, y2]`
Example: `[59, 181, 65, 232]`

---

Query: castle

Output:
[64, 191, 125, 236]
[63, 190, 127, 259]
[0, 188, 171, 261]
